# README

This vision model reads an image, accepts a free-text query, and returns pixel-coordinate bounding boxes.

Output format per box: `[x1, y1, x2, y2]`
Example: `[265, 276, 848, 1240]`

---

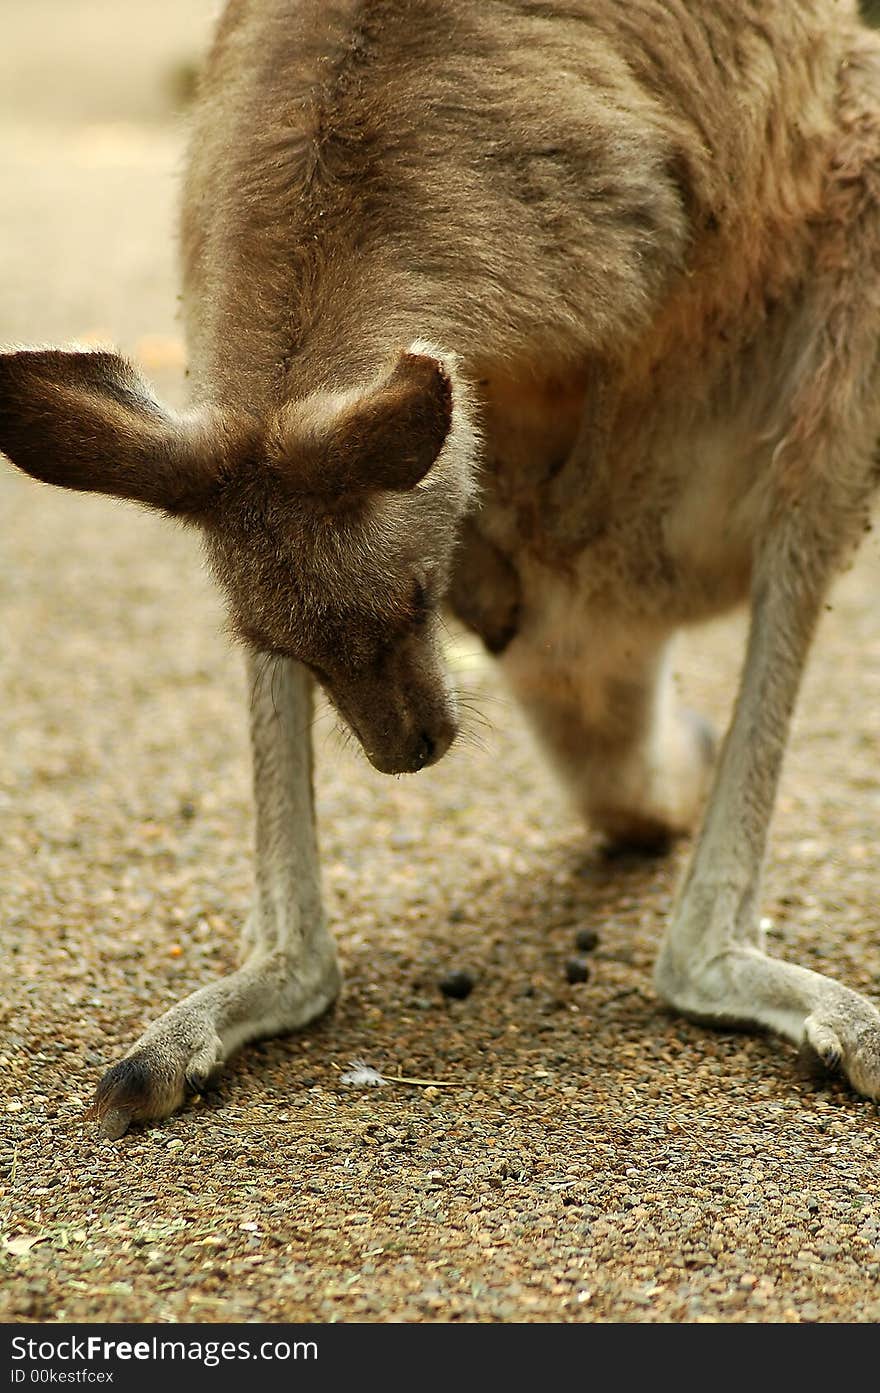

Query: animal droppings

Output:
[574, 928, 600, 952]
[439, 970, 475, 999]
[565, 957, 591, 984]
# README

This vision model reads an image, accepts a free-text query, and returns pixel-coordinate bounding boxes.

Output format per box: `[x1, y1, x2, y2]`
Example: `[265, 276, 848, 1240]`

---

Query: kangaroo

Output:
[2, 0, 880, 1138]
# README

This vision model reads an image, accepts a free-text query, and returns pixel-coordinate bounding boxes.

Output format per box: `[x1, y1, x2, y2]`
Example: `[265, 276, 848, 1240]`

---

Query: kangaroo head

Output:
[0, 344, 478, 773]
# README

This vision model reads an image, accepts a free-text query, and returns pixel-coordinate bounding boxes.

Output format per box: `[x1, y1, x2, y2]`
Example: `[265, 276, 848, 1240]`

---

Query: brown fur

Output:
[3, 0, 880, 1130]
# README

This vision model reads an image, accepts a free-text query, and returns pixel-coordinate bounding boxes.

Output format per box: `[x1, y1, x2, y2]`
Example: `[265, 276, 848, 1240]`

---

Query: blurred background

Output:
[0, 0, 212, 126]
[0, 0, 217, 383]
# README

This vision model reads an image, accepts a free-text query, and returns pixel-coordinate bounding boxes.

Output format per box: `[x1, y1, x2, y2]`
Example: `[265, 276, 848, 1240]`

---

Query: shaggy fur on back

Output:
[181, 1, 857, 407]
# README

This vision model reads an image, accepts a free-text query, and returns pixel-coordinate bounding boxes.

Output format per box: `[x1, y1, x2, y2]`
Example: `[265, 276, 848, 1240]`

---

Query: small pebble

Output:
[574, 928, 600, 952]
[565, 957, 591, 984]
[439, 970, 475, 999]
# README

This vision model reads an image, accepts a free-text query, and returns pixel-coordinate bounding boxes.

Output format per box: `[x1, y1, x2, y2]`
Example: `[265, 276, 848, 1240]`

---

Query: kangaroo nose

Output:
[411, 720, 457, 771]
[413, 732, 436, 769]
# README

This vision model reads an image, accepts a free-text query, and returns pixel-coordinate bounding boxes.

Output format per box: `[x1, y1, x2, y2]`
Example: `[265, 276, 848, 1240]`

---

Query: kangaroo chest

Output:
[449, 370, 763, 651]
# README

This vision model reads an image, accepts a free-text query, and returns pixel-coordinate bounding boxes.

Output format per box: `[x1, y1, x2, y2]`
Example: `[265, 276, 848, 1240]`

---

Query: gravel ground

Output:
[2, 2, 880, 1326]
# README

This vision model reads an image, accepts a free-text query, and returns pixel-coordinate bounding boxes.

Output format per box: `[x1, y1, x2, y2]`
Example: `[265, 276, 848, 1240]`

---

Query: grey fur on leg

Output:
[89, 656, 340, 1137]
[654, 535, 880, 1100]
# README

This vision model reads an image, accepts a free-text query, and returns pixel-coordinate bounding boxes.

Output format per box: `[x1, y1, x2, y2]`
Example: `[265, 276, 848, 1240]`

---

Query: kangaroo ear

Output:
[280, 351, 453, 497]
[0, 348, 237, 516]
